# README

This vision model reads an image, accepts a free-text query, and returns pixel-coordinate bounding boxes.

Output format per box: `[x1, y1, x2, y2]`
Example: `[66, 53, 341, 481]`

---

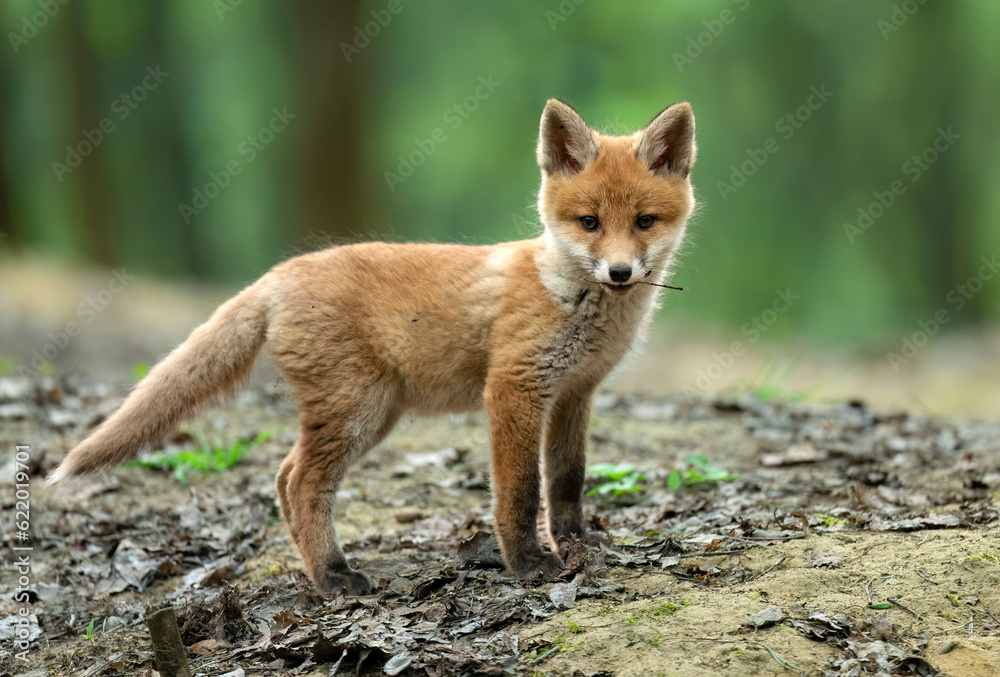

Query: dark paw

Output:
[314, 567, 374, 596]
[506, 551, 565, 582]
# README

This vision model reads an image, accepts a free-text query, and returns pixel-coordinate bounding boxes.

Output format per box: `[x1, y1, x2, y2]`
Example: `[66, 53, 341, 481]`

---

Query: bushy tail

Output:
[47, 282, 270, 484]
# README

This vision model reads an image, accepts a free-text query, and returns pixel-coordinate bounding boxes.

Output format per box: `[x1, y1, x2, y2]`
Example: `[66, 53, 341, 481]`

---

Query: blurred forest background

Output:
[1, 1, 999, 412]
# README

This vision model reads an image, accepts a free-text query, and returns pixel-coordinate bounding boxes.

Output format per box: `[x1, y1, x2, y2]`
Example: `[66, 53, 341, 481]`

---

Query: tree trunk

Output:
[291, 0, 372, 244]
[66, 1, 117, 267]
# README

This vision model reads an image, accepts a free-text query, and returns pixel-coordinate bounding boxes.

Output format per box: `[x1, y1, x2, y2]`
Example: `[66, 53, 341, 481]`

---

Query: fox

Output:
[49, 99, 697, 595]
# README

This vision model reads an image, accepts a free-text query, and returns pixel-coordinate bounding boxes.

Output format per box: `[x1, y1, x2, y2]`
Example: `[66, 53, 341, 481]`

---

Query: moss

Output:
[622, 600, 684, 625]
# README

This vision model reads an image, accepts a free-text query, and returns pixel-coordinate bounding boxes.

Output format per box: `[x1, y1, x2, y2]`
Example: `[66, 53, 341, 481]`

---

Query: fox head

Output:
[536, 99, 696, 296]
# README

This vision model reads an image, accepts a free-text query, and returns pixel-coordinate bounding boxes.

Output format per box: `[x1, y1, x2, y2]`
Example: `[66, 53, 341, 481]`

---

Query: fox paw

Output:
[507, 551, 565, 582]
[315, 567, 374, 596]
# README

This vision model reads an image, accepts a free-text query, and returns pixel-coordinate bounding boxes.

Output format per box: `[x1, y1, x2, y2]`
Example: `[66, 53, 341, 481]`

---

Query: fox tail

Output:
[46, 282, 269, 484]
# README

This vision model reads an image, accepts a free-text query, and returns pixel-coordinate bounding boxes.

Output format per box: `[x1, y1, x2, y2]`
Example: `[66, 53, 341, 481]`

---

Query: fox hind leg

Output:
[283, 389, 400, 596]
[275, 445, 300, 544]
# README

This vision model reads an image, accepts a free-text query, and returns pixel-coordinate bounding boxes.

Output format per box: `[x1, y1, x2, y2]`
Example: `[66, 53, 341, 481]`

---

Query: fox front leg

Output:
[542, 386, 594, 546]
[485, 374, 564, 580]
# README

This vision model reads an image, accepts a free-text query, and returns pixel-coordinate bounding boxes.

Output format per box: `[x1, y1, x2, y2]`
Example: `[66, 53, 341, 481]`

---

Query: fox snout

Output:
[595, 257, 646, 287]
[608, 263, 632, 283]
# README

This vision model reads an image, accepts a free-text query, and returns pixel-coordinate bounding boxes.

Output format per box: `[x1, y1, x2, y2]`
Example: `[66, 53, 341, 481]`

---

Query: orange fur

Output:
[49, 100, 698, 594]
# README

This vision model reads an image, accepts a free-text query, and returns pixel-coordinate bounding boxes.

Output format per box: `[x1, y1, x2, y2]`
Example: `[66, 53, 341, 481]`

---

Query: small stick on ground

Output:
[931, 621, 973, 636]
[914, 566, 939, 585]
[976, 585, 1000, 625]
[937, 641, 958, 655]
[756, 557, 785, 579]
[145, 607, 192, 677]
[680, 549, 746, 558]
[865, 579, 875, 605]
[887, 597, 922, 620]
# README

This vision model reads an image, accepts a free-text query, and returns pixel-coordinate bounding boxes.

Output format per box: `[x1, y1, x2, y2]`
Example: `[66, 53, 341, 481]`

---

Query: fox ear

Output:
[537, 99, 598, 176]
[637, 102, 696, 178]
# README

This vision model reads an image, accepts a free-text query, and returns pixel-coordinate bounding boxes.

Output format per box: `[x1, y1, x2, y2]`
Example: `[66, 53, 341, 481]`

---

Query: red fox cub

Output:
[50, 99, 697, 595]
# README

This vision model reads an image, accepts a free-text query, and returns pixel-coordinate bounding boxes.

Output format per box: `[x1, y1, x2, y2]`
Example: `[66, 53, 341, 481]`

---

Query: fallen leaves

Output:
[13, 378, 1000, 676]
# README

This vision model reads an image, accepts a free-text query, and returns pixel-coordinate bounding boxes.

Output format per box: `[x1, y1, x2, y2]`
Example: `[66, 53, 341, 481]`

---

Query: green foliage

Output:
[3, 3, 999, 343]
[814, 512, 849, 527]
[126, 432, 270, 484]
[132, 362, 149, 380]
[0, 357, 14, 376]
[586, 462, 647, 499]
[667, 469, 681, 491]
[86, 618, 95, 642]
[669, 455, 739, 491]
[742, 360, 824, 403]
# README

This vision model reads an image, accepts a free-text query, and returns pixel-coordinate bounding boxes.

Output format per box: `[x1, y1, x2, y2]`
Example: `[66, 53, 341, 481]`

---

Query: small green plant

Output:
[132, 362, 149, 380]
[586, 462, 647, 500]
[86, 618, 95, 643]
[567, 620, 581, 634]
[127, 432, 270, 484]
[668, 454, 739, 491]
[538, 633, 572, 659]
[739, 358, 826, 403]
[814, 512, 849, 527]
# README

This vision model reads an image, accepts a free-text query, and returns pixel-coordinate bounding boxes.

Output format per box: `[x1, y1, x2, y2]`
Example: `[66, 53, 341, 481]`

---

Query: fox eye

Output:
[579, 216, 600, 231]
[636, 215, 655, 230]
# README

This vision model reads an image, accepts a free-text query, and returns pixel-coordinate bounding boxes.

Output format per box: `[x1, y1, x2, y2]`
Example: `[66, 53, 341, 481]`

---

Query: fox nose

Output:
[609, 264, 632, 283]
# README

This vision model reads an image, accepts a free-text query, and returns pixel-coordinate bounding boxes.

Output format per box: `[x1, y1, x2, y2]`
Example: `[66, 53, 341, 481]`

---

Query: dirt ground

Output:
[0, 259, 998, 676]
[1, 376, 998, 676]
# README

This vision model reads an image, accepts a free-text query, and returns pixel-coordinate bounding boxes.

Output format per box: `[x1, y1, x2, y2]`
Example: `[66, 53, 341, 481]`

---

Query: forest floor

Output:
[1, 377, 999, 677]
[0, 258, 999, 676]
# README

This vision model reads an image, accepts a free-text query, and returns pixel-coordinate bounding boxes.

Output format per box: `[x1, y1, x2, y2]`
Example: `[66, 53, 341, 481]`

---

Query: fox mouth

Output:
[600, 282, 635, 295]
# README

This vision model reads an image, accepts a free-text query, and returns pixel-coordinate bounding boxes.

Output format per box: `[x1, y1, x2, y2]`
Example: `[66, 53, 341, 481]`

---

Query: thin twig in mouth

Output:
[635, 281, 684, 291]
